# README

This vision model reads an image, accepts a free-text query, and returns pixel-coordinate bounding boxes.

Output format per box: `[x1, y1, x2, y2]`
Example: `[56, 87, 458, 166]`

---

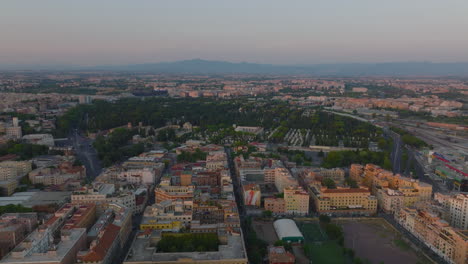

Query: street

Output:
[69, 129, 102, 180]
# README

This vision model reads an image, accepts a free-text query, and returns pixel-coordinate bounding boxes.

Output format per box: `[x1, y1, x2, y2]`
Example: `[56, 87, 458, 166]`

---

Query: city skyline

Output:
[1, 0, 468, 66]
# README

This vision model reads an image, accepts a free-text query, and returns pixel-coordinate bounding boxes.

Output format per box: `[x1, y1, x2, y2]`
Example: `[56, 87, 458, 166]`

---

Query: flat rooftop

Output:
[0, 191, 71, 207]
[125, 232, 247, 263]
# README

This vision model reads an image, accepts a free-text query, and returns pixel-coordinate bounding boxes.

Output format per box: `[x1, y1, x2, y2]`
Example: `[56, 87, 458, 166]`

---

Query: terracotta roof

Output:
[323, 188, 370, 194]
[78, 224, 120, 263]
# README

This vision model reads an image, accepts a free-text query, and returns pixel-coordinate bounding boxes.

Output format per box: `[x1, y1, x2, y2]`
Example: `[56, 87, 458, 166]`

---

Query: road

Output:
[225, 147, 245, 217]
[69, 129, 102, 180]
[384, 128, 403, 174]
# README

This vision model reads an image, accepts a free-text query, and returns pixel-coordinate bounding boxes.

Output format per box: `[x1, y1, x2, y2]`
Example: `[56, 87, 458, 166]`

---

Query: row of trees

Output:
[243, 217, 268, 264]
[93, 128, 144, 167]
[391, 127, 428, 148]
[0, 141, 49, 160]
[0, 204, 33, 214]
[322, 149, 392, 170]
[177, 149, 207, 163]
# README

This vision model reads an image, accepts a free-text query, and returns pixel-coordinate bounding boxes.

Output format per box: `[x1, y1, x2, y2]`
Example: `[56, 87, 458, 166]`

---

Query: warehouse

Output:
[273, 219, 304, 243]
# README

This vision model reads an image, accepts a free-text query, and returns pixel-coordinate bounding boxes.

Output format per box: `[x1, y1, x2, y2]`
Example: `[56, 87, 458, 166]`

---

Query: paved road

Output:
[69, 130, 102, 180]
[225, 147, 245, 217]
[384, 128, 402, 174]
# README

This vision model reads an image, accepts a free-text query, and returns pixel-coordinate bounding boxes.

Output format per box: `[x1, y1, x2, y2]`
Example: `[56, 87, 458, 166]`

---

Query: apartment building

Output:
[397, 208, 468, 264]
[155, 185, 194, 203]
[0, 161, 32, 179]
[274, 168, 298, 193]
[376, 188, 404, 214]
[0, 161, 32, 196]
[350, 164, 364, 182]
[117, 168, 156, 185]
[242, 183, 261, 207]
[71, 184, 138, 215]
[0, 204, 89, 264]
[206, 151, 228, 170]
[77, 223, 121, 264]
[361, 164, 432, 207]
[435, 193, 468, 230]
[310, 185, 377, 215]
[284, 186, 309, 215]
[264, 197, 286, 215]
[141, 199, 193, 231]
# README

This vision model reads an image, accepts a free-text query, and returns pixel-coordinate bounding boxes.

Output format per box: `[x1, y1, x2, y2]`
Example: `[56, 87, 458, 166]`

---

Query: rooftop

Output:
[125, 231, 247, 263]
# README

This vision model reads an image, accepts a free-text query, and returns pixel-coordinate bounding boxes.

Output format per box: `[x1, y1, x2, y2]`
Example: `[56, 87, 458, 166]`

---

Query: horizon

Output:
[1, 0, 468, 66]
[4, 58, 468, 67]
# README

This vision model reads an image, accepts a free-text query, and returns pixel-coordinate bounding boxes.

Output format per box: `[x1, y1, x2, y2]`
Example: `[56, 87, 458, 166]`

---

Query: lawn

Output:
[298, 222, 328, 242]
[304, 241, 345, 264]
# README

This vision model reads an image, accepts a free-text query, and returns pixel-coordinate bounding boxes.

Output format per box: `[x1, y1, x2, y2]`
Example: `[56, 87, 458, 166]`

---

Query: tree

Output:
[319, 214, 331, 226]
[323, 178, 337, 189]
[325, 223, 343, 240]
[262, 210, 273, 218]
[345, 178, 359, 188]
[274, 240, 292, 251]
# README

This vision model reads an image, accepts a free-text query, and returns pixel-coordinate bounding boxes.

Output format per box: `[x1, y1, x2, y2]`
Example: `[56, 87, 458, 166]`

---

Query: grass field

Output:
[304, 241, 345, 264]
[298, 222, 328, 242]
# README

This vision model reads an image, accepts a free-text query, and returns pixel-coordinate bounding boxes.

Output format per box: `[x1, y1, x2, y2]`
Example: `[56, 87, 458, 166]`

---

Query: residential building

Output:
[76, 224, 121, 264]
[28, 162, 85, 186]
[242, 183, 261, 207]
[435, 193, 468, 230]
[71, 183, 138, 215]
[0, 161, 32, 179]
[155, 185, 194, 203]
[268, 246, 295, 264]
[284, 186, 309, 215]
[0, 204, 92, 264]
[140, 199, 193, 232]
[361, 164, 432, 207]
[117, 168, 156, 185]
[0, 222, 26, 259]
[179, 171, 192, 186]
[5, 122, 22, 140]
[309, 185, 377, 215]
[274, 168, 298, 193]
[264, 197, 286, 215]
[0, 161, 32, 196]
[396, 208, 468, 264]
[376, 188, 404, 214]
[124, 229, 248, 264]
[350, 164, 364, 182]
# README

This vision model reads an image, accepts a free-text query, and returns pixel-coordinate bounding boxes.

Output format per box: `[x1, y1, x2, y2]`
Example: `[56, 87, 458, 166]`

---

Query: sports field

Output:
[304, 241, 346, 264]
[298, 221, 328, 242]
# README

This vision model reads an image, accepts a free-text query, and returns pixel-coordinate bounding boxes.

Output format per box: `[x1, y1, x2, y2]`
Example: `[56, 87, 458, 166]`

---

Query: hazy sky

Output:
[1, 0, 468, 66]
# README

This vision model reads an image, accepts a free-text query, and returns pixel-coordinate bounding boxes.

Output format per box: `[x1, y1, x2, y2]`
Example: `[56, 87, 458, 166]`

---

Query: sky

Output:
[1, 0, 468, 66]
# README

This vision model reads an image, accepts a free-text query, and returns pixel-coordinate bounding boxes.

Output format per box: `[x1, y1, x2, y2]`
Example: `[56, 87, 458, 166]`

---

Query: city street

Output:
[69, 129, 102, 179]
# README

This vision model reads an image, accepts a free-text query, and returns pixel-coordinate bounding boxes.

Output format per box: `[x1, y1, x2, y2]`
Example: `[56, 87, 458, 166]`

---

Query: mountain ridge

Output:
[2, 59, 468, 76]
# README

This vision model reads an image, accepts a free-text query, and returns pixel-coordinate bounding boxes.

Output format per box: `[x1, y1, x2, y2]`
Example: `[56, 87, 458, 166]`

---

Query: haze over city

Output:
[0, 2, 467, 264]
[1, 0, 468, 66]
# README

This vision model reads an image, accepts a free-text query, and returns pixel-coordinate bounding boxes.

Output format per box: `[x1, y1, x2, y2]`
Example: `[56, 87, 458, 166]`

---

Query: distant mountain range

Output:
[93, 59, 468, 76]
[3, 59, 468, 76]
